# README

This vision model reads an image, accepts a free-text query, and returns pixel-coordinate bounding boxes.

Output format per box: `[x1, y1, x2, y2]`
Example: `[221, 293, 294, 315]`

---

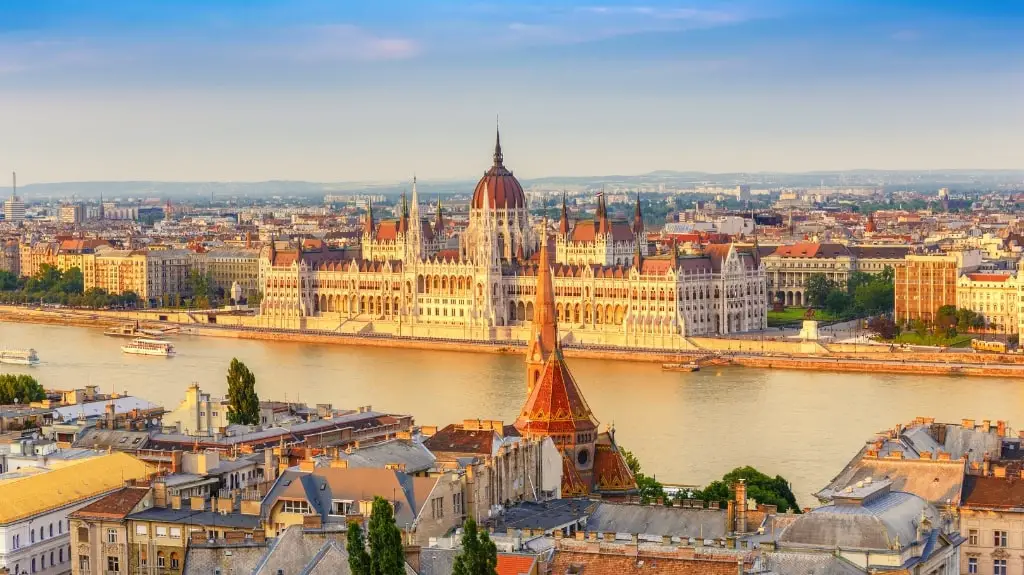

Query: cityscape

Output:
[1, 2, 1023, 575]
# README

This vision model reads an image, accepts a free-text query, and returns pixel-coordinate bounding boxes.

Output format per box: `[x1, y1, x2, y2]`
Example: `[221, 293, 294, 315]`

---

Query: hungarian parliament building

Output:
[257, 132, 768, 348]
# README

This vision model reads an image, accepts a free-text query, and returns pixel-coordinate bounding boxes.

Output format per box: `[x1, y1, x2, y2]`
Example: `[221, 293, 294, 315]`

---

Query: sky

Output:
[0, 0, 1022, 184]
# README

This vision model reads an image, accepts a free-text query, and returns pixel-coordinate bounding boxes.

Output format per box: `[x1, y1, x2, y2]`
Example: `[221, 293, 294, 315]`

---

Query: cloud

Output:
[575, 5, 744, 24]
[278, 25, 421, 62]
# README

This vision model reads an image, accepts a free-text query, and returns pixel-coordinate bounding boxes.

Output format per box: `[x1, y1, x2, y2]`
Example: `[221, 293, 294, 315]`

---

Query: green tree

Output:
[694, 466, 801, 514]
[804, 273, 835, 308]
[824, 289, 851, 316]
[225, 358, 260, 425]
[451, 519, 498, 575]
[368, 497, 405, 575]
[0, 270, 18, 291]
[0, 374, 47, 404]
[853, 281, 894, 315]
[347, 521, 371, 575]
[59, 267, 84, 294]
[621, 447, 666, 504]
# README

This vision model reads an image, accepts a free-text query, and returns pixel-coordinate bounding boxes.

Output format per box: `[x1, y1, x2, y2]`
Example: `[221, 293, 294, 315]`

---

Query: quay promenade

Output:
[1, 304, 1021, 377]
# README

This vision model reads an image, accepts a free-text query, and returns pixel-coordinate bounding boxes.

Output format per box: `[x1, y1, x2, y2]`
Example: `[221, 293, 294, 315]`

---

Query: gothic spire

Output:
[633, 191, 644, 234]
[364, 200, 374, 235]
[559, 191, 570, 235]
[493, 123, 504, 168]
[531, 223, 558, 358]
[434, 196, 444, 236]
[398, 193, 409, 233]
[633, 239, 643, 269]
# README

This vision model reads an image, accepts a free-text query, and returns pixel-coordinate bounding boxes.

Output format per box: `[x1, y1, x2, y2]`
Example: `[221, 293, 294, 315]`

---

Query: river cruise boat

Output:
[121, 338, 175, 357]
[0, 349, 40, 366]
[661, 362, 700, 372]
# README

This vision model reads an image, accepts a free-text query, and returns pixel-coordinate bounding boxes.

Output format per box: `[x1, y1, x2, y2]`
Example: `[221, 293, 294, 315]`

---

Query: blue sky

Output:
[0, 1, 1021, 183]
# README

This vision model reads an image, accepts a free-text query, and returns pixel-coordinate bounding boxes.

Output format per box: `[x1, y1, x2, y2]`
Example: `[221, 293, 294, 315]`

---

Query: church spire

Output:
[398, 193, 409, 234]
[493, 122, 504, 168]
[530, 223, 558, 361]
[633, 240, 643, 269]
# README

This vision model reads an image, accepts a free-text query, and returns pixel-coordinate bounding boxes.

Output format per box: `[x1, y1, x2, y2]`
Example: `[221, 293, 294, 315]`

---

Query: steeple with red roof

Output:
[559, 192, 570, 236]
[632, 191, 644, 235]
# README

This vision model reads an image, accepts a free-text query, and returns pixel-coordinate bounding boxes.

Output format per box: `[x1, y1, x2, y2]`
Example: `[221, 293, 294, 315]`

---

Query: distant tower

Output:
[3, 172, 25, 223]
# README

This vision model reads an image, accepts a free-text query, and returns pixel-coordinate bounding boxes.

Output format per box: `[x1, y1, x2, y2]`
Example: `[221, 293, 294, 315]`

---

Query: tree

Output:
[804, 274, 835, 308]
[225, 358, 260, 425]
[867, 316, 898, 340]
[368, 496, 405, 575]
[59, 267, 84, 294]
[0, 374, 46, 404]
[347, 521, 371, 575]
[621, 447, 666, 504]
[451, 519, 498, 575]
[0, 270, 18, 291]
[824, 289, 851, 316]
[693, 466, 801, 514]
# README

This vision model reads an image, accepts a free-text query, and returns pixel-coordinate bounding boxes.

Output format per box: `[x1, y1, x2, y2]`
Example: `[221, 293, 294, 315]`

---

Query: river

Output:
[2, 321, 1020, 506]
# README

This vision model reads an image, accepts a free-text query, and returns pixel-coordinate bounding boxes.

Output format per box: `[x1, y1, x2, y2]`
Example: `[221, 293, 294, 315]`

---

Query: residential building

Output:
[762, 243, 909, 307]
[69, 486, 151, 575]
[896, 250, 982, 324]
[771, 480, 963, 574]
[194, 247, 261, 301]
[58, 205, 85, 225]
[0, 453, 153, 575]
[126, 496, 262, 575]
[957, 272, 1019, 334]
[163, 384, 229, 437]
[0, 240, 18, 275]
[960, 475, 1024, 575]
[262, 466, 464, 543]
[83, 249, 191, 305]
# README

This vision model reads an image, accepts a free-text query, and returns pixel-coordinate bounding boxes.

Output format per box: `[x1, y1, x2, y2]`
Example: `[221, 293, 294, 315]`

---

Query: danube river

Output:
[3, 322, 1021, 505]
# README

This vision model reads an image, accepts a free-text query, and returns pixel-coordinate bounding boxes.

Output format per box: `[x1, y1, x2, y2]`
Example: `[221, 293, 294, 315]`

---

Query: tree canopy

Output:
[693, 466, 801, 514]
[347, 521, 371, 575]
[368, 497, 406, 575]
[226, 358, 260, 426]
[452, 519, 498, 575]
[0, 374, 46, 404]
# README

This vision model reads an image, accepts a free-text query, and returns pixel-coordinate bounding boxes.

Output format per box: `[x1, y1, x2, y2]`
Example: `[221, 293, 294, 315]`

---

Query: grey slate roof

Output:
[419, 547, 458, 575]
[127, 507, 262, 530]
[779, 488, 936, 552]
[183, 541, 268, 575]
[329, 439, 436, 474]
[758, 552, 866, 575]
[73, 429, 152, 451]
[586, 503, 729, 539]
[253, 526, 349, 575]
[488, 499, 595, 533]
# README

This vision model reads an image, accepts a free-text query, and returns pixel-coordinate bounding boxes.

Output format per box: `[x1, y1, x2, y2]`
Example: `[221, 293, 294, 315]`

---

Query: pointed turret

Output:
[670, 238, 678, 270]
[493, 124, 504, 168]
[633, 240, 643, 270]
[528, 225, 558, 366]
[363, 200, 375, 235]
[633, 191, 644, 234]
[597, 193, 611, 235]
[434, 196, 444, 236]
[397, 193, 409, 234]
[559, 192, 570, 235]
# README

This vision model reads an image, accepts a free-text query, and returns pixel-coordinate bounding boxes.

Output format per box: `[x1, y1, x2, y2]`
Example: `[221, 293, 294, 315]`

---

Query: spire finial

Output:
[493, 117, 503, 168]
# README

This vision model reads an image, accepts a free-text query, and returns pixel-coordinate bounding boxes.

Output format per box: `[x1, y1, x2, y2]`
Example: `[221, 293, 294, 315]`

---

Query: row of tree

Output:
[0, 374, 46, 405]
[867, 306, 991, 341]
[622, 448, 801, 514]
[801, 268, 895, 318]
[0, 265, 140, 308]
[348, 497, 497, 575]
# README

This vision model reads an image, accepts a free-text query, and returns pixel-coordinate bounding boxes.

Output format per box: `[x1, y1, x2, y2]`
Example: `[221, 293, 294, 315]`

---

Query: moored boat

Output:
[0, 349, 40, 366]
[121, 338, 175, 357]
[104, 322, 144, 338]
[661, 362, 700, 372]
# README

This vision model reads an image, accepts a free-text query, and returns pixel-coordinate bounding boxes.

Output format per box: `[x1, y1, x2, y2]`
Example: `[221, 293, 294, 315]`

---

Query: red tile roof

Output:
[965, 273, 1012, 283]
[423, 424, 497, 457]
[591, 432, 636, 494]
[497, 554, 536, 575]
[514, 352, 598, 437]
[962, 475, 1024, 509]
[550, 545, 749, 575]
[70, 486, 149, 520]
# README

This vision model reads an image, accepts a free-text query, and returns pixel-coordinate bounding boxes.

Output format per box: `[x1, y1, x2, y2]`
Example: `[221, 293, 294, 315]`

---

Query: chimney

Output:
[962, 419, 975, 430]
[170, 495, 182, 510]
[997, 420, 1007, 438]
[994, 466, 1007, 478]
[937, 451, 951, 461]
[734, 479, 748, 534]
[983, 452, 992, 476]
[982, 420, 992, 433]
[919, 451, 932, 460]
[330, 459, 349, 469]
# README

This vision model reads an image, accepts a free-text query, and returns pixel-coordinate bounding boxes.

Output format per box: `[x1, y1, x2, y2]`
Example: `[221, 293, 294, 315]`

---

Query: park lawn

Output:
[891, 332, 973, 348]
[767, 307, 839, 327]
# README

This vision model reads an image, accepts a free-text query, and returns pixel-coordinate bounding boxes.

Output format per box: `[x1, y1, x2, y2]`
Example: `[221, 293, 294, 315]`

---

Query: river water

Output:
[2, 322, 1020, 506]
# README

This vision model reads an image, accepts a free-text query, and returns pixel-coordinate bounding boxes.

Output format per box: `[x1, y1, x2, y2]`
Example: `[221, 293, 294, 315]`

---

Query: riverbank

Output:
[1, 305, 1020, 377]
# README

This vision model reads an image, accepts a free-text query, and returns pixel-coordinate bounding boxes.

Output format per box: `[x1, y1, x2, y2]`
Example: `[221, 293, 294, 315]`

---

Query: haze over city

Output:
[1, 0, 1022, 184]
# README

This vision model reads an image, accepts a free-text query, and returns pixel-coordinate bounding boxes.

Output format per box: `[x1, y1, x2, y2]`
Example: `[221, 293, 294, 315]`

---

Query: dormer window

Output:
[330, 500, 355, 516]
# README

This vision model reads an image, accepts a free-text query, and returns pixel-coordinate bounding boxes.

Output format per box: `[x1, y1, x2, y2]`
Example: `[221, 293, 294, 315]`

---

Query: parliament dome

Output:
[471, 129, 526, 210]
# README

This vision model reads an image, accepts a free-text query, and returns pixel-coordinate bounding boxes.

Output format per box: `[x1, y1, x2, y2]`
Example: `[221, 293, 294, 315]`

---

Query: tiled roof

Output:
[514, 352, 598, 437]
[497, 553, 536, 575]
[591, 433, 637, 494]
[71, 486, 150, 520]
[961, 475, 1024, 509]
[770, 242, 852, 258]
[549, 544, 747, 575]
[424, 424, 498, 457]
[965, 273, 1012, 283]
[0, 453, 154, 525]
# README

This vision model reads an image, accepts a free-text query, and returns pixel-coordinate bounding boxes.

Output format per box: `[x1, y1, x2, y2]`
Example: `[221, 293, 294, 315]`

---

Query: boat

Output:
[104, 322, 144, 338]
[0, 349, 40, 366]
[121, 338, 175, 357]
[661, 362, 700, 372]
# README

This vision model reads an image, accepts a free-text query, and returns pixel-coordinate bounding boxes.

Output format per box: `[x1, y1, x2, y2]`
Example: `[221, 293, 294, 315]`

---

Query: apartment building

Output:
[895, 250, 982, 324]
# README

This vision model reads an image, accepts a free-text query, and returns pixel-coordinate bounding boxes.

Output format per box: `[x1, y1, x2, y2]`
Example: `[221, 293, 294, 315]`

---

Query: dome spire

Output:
[493, 119, 504, 168]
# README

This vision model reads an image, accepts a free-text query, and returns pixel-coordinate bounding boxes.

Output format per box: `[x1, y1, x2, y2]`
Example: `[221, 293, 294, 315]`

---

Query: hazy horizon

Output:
[2, 1, 1022, 185]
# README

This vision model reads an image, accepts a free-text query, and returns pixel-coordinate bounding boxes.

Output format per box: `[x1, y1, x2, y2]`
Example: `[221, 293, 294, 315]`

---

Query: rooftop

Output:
[127, 506, 262, 530]
[71, 486, 150, 520]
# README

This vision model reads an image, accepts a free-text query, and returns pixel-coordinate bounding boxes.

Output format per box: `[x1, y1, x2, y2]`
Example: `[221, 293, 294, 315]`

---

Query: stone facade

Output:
[957, 272, 1019, 334]
[896, 251, 982, 324]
